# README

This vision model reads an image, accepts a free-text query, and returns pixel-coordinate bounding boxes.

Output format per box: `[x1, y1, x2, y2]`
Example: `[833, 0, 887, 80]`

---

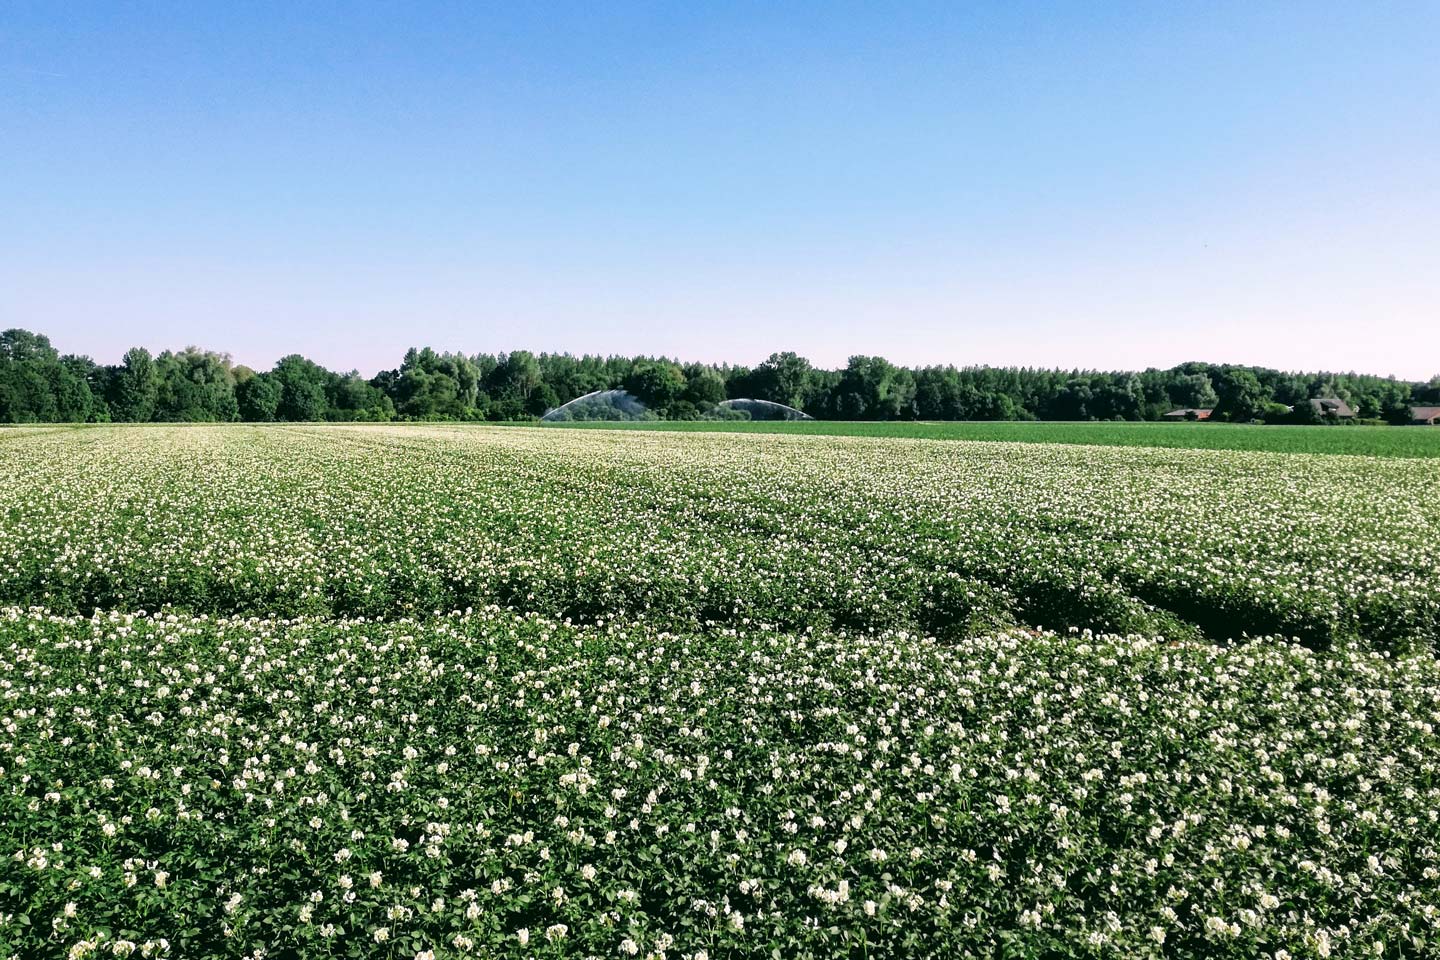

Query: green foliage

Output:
[0, 329, 96, 422]
[1, 327, 1436, 428]
[3, 609, 1438, 958]
[109, 347, 160, 422]
[395, 348, 482, 419]
[1287, 398, 1323, 425]
[1383, 401, 1414, 426]
[236, 372, 281, 421]
[328, 373, 395, 421]
[491, 350, 541, 415]
[2, 425, 1436, 646]
[549, 418, 1440, 457]
[153, 347, 240, 422]
[827, 355, 916, 419]
[681, 365, 726, 407]
[1, 423, 1439, 957]
[1214, 369, 1268, 422]
[1168, 371, 1219, 409]
[751, 351, 814, 410]
[274, 354, 331, 421]
[623, 361, 687, 413]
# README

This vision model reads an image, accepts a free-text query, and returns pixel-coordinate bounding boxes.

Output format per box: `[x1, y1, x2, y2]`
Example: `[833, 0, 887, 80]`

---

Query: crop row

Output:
[3, 607, 1438, 958]
[0, 425, 1436, 650]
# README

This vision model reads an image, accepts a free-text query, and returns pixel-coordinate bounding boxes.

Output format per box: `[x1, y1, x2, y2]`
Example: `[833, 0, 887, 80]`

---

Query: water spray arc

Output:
[540, 390, 654, 422]
[718, 399, 813, 421]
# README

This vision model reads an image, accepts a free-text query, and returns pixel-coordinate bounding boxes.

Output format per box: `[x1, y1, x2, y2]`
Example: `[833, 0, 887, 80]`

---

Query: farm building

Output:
[1411, 405, 1440, 425]
[1308, 398, 1356, 419]
[1162, 408, 1213, 421]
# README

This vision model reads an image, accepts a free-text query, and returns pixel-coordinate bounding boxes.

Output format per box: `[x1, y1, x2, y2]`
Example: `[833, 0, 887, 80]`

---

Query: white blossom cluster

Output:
[0, 423, 1438, 958]
[2, 608, 1438, 957]
[0, 424, 1435, 649]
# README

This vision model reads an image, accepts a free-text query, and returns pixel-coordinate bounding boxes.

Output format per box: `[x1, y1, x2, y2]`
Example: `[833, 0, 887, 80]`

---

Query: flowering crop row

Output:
[3, 607, 1438, 959]
[0, 425, 1437, 650]
[2, 424, 1438, 958]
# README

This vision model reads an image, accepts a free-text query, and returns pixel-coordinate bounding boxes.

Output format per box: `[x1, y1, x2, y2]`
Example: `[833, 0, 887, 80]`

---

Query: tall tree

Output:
[1168, 372, 1219, 409]
[832, 356, 915, 420]
[237, 372, 282, 421]
[1214, 369, 1268, 422]
[752, 352, 814, 411]
[273, 354, 329, 421]
[0, 330, 67, 421]
[681, 365, 727, 408]
[153, 347, 239, 421]
[327, 373, 394, 421]
[487, 351, 543, 416]
[624, 361, 687, 414]
[109, 347, 160, 422]
[53, 355, 97, 422]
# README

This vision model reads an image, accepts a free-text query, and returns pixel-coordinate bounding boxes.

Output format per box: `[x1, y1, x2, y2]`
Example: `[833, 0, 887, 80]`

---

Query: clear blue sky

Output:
[3, 2, 1437, 378]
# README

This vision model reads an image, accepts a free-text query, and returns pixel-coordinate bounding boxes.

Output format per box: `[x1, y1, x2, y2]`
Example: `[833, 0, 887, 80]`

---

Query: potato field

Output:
[2, 424, 1438, 959]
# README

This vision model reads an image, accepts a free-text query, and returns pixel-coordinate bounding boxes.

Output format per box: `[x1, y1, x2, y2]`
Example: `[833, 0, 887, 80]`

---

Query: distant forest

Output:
[1, 327, 1436, 425]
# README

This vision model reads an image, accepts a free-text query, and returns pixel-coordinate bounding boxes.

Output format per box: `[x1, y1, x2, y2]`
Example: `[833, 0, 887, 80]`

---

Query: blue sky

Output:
[2, 2, 1437, 378]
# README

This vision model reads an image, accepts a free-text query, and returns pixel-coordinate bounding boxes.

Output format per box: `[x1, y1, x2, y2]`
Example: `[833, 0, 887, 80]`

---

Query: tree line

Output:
[1, 327, 1436, 425]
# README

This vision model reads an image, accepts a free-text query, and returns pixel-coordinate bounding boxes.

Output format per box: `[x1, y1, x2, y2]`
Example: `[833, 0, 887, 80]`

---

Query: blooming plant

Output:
[0, 424, 1435, 650]
[0, 424, 1437, 958]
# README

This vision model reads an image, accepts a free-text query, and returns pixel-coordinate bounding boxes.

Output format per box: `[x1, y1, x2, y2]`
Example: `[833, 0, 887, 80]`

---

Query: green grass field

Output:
[538, 418, 1440, 457]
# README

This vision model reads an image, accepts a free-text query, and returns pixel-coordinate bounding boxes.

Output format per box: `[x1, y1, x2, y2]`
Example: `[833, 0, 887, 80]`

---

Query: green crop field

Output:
[3, 424, 1438, 959]
[536, 418, 1440, 458]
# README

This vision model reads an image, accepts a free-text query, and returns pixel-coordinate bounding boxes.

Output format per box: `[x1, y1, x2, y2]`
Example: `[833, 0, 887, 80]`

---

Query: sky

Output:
[2, 2, 1437, 379]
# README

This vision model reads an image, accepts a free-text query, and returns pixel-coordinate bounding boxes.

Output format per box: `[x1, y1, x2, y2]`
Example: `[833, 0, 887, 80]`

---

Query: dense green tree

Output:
[914, 367, 962, 420]
[273, 354, 330, 421]
[390, 348, 481, 418]
[624, 361, 687, 414]
[751, 352, 814, 411]
[0, 357, 56, 422]
[109, 347, 160, 422]
[0, 330, 99, 422]
[1214, 369, 1269, 422]
[55, 355, 99, 421]
[396, 369, 458, 418]
[1288, 398, 1322, 425]
[1096, 374, 1144, 421]
[529, 382, 560, 417]
[1382, 401, 1414, 426]
[237, 372, 282, 421]
[0, 329, 50, 364]
[327, 373, 395, 421]
[2, 325, 1434, 426]
[484, 351, 547, 416]
[681, 365, 727, 408]
[536, 354, 608, 406]
[829, 356, 915, 420]
[1168, 372, 1219, 409]
[1044, 378, 1094, 420]
[153, 347, 239, 421]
